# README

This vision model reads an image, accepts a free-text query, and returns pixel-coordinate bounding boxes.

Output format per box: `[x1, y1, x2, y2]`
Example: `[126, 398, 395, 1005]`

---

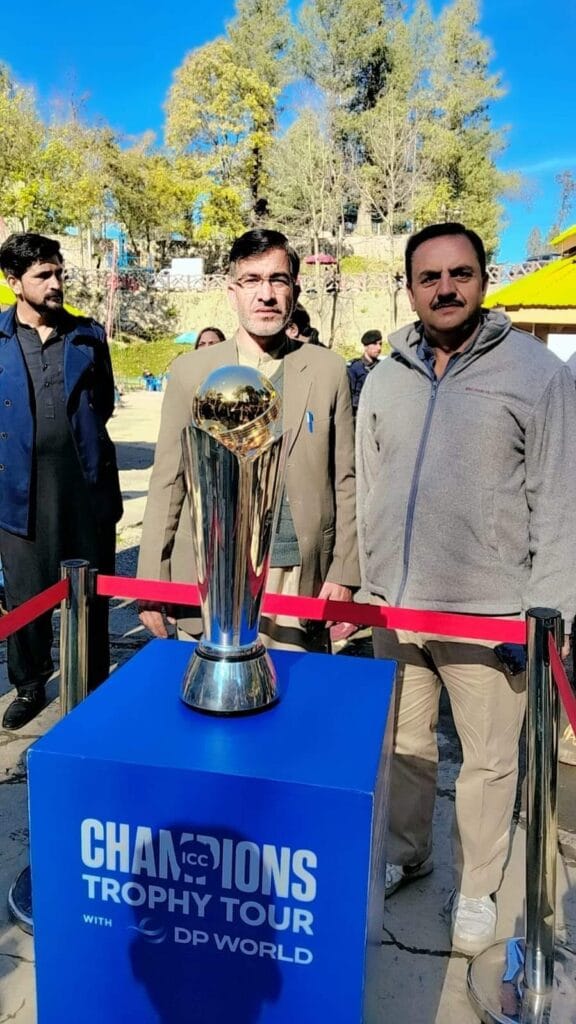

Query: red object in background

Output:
[303, 253, 337, 265]
[548, 634, 576, 734]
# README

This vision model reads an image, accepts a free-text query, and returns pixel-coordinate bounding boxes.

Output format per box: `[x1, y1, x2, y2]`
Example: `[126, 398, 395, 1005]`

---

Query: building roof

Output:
[485, 254, 576, 310]
[550, 224, 576, 249]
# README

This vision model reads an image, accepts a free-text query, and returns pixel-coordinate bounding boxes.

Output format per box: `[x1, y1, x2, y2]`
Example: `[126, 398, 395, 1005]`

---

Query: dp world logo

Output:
[128, 916, 167, 944]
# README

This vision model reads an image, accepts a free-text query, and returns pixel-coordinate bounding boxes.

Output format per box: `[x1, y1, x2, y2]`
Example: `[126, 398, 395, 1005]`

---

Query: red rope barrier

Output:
[6, 575, 575, 726]
[0, 579, 69, 641]
[97, 574, 527, 644]
[548, 635, 576, 734]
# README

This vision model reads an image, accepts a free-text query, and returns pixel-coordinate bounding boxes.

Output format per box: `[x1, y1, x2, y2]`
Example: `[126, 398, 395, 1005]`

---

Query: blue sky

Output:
[1, 0, 574, 262]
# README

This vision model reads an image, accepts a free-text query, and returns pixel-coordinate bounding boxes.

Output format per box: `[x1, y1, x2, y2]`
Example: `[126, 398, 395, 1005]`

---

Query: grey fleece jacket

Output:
[356, 310, 576, 625]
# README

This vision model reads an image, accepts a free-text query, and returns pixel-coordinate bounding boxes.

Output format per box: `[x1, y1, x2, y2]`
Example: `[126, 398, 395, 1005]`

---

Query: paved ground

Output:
[0, 389, 575, 1023]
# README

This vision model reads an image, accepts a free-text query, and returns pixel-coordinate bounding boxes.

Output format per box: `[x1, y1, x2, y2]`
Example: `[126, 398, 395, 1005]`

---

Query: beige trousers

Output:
[373, 627, 526, 898]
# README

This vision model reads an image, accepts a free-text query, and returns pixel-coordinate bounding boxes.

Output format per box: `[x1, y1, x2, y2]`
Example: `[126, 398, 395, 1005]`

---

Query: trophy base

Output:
[180, 643, 280, 715]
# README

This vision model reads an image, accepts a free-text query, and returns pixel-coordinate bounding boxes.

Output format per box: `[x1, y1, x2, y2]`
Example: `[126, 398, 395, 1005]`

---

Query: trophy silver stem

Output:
[180, 410, 289, 714]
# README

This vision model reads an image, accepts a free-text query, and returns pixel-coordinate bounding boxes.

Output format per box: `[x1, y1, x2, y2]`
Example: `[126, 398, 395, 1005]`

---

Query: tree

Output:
[105, 135, 201, 257]
[164, 39, 276, 222]
[295, 0, 401, 120]
[267, 108, 347, 253]
[37, 119, 110, 235]
[412, 0, 514, 257]
[227, 0, 293, 218]
[549, 170, 576, 241]
[526, 226, 544, 259]
[0, 74, 110, 241]
[356, 84, 425, 241]
[0, 65, 44, 229]
[227, 0, 293, 92]
[192, 183, 247, 246]
[267, 108, 349, 344]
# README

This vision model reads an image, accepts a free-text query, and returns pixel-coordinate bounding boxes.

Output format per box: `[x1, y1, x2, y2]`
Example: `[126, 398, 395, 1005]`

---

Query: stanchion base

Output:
[467, 938, 576, 1023]
[7, 864, 33, 935]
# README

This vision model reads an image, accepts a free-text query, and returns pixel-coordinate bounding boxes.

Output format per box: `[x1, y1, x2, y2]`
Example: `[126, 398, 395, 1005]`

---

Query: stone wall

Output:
[168, 280, 415, 358]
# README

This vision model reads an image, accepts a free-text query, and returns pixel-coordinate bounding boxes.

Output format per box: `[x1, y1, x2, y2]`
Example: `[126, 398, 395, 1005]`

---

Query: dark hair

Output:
[0, 232, 63, 279]
[196, 326, 226, 347]
[287, 304, 311, 335]
[307, 327, 324, 346]
[361, 329, 382, 346]
[228, 229, 300, 280]
[404, 223, 487, 285]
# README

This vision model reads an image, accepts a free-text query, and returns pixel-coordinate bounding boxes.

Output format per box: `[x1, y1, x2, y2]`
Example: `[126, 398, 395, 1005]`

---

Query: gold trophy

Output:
[180, 365, 290, 714]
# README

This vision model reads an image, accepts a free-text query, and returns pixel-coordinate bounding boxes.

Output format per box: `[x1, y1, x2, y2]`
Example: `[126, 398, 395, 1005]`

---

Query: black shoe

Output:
[2, 692, 46, 731]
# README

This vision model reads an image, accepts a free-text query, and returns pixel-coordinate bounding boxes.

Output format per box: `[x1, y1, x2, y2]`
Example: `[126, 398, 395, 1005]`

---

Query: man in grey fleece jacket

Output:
[356, 222, 576, 956]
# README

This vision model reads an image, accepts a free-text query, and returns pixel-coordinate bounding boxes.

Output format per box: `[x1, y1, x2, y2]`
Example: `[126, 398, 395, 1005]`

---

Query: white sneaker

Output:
[448, 891, 497, 955]
[385, 857, 434, 898]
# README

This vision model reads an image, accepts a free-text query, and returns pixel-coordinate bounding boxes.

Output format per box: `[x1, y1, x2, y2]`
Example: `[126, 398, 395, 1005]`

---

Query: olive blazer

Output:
[137, 337, 360, 626]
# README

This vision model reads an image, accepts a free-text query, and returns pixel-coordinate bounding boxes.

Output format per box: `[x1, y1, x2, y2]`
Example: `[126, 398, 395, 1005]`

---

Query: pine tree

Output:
[412, 0, 513, 257]
[227, 0, 293, 91]
[526, 226, 544, 259]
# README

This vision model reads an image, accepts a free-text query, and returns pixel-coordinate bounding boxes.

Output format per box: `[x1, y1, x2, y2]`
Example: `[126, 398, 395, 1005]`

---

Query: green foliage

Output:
[357, 85, 422, 238]
[411, 0, 512, 256]
[193, 183, 246, 244]
[295, 0, 399, 120]
[339, 255, 387, 273]
[110, 337, 184, 380]
[228, 0, 293, 92]
[104, 135, 201, 254]
[0, 64, 44, 228]
[267, 108, 347, 244]
[165, 38, 277, 223]
[36, 120, 111, 232]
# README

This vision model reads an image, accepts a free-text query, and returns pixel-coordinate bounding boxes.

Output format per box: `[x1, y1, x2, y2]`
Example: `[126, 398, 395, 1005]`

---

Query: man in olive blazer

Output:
[138, 229, 359, 648]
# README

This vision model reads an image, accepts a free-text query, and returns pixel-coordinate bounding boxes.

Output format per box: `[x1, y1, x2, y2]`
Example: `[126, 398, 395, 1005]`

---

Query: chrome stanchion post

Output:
[8, 559, 91, 935]
[524, 608, 561, 994]
[467, 607, 576, 1023]
[59, 559, 90, 715]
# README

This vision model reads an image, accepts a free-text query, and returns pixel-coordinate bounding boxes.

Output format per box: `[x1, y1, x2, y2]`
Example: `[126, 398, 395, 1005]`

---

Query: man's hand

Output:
[138, 603, 176, 639]
[317, 582, 353, 628]
[561, 634, 572, 661]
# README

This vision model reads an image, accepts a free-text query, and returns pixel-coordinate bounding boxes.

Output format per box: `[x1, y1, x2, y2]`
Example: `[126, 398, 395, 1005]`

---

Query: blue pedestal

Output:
[28, 641, 394, 1024]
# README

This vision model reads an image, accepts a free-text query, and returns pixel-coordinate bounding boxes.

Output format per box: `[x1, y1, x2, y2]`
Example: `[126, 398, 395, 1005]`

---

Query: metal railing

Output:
[467, 608, 576, 1022]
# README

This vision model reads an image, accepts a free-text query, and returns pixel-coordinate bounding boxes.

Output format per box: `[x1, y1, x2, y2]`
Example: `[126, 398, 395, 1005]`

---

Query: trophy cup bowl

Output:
[180, 365, 290, 714]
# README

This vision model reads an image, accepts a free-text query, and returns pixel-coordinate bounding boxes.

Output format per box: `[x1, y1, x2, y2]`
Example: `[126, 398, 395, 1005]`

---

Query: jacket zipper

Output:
[396, 372, 440, 605]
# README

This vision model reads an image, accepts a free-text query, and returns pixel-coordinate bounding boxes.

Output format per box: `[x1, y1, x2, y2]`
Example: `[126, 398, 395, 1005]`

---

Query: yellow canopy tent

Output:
[484, 225, 576, 344]
[0, 274, 14, 306]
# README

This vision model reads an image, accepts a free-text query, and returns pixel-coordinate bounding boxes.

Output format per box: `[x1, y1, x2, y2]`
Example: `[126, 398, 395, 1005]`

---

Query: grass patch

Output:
[110, 336, 186, 381]
[339, 255, 388, 273]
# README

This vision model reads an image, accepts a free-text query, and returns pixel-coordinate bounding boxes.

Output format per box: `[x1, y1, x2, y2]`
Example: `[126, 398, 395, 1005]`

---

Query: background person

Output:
[347, 330, 382, 415]
[195, 326, 225, 349]
[285, 303, 322, 345]
[356, 222, 576, 955]
[0, 233, 122, 730]
[137, 228, 359, 652]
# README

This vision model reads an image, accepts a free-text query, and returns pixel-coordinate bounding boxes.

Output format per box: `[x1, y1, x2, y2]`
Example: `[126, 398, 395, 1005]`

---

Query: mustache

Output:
[432, 298, 464, 310]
